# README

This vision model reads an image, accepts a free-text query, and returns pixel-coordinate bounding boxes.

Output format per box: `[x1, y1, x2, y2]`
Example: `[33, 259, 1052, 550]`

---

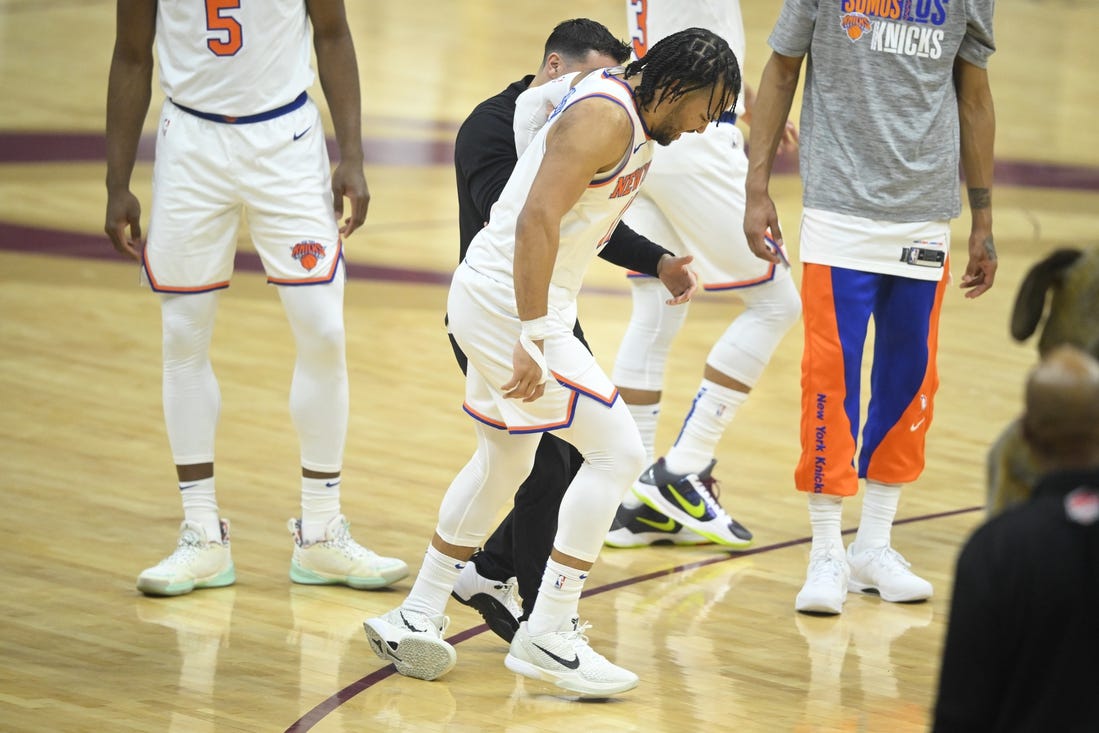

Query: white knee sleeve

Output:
[161, 292, 221, 465]
[278, 278, 348, 473]
[705, 274, 801, 388]
[554, 399, 647, 562]
[612, 278, 691, 391]
[435, 425, 541, 548]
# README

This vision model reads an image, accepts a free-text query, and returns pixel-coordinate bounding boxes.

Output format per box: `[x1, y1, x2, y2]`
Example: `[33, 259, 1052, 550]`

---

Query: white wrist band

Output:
[520, 316, 550, 342]
[518, 317, 549, 384]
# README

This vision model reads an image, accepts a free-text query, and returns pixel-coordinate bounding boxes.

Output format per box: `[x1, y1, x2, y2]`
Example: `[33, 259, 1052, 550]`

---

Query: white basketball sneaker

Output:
[363, 607, 456, 680]
[795, 544, 849, 615]
[288, 514, 408, 589]
[846, 544, 933, 602]
[505, 618, 639, 697]
[137, 519, 235, 597]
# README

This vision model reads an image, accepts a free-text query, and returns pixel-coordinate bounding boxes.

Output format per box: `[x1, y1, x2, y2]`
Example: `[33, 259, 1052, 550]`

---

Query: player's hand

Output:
[104, 189, 144, 261]
[332, 161, 370, 237]
[960, 228, 997, 298]
[656, 253, 698, 305]
[744, 193, 783, 265]
[501, 339, 547, 403]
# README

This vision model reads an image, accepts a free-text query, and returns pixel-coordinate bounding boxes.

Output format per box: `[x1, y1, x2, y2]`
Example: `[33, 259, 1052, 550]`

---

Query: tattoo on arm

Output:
[968, 187, 991, 209]
[983, 234, 997, 261]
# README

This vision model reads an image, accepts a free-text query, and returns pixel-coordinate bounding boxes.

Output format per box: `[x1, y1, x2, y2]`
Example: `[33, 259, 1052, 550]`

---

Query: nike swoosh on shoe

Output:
[533, 643, 580, 669]
[666, 483, 710, 520]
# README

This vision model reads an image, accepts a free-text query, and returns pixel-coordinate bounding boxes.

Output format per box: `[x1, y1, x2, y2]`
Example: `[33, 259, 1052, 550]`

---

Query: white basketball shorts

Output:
[447, 261, 619, 433]
[623, 121, 784, 291]
[143, 97, 341, 292]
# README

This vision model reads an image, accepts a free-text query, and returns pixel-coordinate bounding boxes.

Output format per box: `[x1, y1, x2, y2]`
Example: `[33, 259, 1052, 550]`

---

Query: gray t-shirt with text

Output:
[769, 0, 995, 222]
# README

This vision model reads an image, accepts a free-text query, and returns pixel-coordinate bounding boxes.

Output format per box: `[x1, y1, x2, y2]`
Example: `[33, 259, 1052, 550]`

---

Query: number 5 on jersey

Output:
[206, 0, 242, 57]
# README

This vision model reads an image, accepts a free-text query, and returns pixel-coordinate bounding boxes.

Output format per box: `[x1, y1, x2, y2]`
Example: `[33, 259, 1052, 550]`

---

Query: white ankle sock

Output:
[808, 493, 844, 554]
[180, 477, 220, 540]
[301, 476, 341, 543]
[526, 558, 590, 636]
[853, 480, 902, 552]
[402, 544, 466, 618]
[663, 379, 747, 475]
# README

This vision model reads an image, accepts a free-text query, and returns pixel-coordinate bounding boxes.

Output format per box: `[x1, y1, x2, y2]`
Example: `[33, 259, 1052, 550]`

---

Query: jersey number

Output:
[206, 0, 243, 56]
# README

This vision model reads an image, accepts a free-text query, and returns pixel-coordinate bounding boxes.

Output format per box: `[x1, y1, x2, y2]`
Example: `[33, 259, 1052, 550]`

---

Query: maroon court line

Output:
[283, 503, 984, 732]
[4, 130, 1098, 191]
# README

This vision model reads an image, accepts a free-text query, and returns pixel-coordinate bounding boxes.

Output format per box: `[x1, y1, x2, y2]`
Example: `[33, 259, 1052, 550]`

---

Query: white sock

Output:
[402, 544, 466, 618]
[627, 401, 660, 464]
[853, 480, 902, 552]
[808, 493, 844, 554]
[180, 477, 220, 540]
[621, 402, 660, 509]
[663, 379, 747, 475]
[526, 558, 590, 636]
[301, 476, 341, 543]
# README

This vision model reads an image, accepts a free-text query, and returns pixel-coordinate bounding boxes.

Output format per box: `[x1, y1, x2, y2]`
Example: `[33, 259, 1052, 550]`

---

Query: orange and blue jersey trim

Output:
[603, 70, 654, 141]
[462, 375, 619, 434]
[624, 262, 779, 291]
[142, 247, 230, 294]
[560, 93, 636, 188]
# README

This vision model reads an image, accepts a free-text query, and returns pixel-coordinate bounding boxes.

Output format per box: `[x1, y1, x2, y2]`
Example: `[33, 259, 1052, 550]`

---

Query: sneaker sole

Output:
[504, 652, 639, 698]
[450, 591, 519, 642]
[290, 561, 409, 589]
[363, 620, 456, 681]
[137, 564, 236, 597]
[631, 483, 753, 549]
[794, 595, 845, 615]
[603, 531, 713, 548]
[847, 579, 933, 603]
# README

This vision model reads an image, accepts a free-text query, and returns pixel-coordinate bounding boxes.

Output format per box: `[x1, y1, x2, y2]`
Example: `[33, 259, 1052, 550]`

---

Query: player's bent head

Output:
[625, 27, 741, 132]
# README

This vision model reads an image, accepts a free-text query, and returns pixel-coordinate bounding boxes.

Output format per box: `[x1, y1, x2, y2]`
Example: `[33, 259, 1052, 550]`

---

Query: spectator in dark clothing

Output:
[447, 18, 695, 641]
[934, 344, 1099, 732]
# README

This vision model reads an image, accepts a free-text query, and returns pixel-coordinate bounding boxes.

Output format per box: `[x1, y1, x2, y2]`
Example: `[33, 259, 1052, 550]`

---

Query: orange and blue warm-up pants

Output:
[796, 263, 948, 497]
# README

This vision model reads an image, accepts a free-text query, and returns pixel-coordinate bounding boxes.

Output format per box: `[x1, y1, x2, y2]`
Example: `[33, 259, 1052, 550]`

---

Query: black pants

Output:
[447, 318, 589, 619]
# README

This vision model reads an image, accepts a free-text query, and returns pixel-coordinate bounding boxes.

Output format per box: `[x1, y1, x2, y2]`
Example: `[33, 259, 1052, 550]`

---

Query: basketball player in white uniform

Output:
[604, 0, 803, 549]
[364, 28, 742, 697]
[105, 0, 407, 596]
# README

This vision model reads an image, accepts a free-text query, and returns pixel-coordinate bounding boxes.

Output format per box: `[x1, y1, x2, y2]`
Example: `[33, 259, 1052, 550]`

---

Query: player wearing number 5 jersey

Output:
[105, 0, 407, 597]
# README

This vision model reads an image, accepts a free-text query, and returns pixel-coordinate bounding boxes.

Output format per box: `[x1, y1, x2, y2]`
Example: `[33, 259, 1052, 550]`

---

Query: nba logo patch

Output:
[291, 240, 327, 272]
[554, 574, 566, 590]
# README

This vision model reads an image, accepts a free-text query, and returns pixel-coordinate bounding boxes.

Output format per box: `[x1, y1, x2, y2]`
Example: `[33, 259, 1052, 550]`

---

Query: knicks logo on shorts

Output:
[291, 241, 327, 271]
[841, 12, 872, 41]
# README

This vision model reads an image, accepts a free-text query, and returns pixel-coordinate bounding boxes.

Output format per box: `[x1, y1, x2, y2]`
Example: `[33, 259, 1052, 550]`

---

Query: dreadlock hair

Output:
[624, 27, 741, 116]
[542, 18, 632, 66]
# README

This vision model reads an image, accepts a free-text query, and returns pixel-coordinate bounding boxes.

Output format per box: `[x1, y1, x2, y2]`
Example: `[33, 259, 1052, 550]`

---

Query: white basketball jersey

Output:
[626, 0, 746, 116]
[155, 0, 315, 116]
[464, 69, 654, 309]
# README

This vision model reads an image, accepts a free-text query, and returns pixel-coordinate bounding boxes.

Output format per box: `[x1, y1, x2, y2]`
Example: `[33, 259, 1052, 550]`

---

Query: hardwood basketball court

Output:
[1, 1, 1097, 730]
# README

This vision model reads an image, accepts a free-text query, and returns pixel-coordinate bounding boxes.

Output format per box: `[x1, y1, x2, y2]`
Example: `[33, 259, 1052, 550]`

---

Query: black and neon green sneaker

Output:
[604, 503, 711, 548]
[630, 458, 753, 548]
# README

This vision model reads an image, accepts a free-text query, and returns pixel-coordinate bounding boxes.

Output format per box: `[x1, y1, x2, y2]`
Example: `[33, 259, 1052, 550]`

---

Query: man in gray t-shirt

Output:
[743, 0, 999, 616]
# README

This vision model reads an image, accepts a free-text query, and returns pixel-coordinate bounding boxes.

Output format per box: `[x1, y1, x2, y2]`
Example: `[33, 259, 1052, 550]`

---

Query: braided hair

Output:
[624, 27, 741, 117]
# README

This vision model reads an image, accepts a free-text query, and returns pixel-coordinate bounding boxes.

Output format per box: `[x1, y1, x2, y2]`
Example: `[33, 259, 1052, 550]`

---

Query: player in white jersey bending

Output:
[104, 0, 407, 596]
[363, 28, 742, 698]
[605, 0, 803, 550]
